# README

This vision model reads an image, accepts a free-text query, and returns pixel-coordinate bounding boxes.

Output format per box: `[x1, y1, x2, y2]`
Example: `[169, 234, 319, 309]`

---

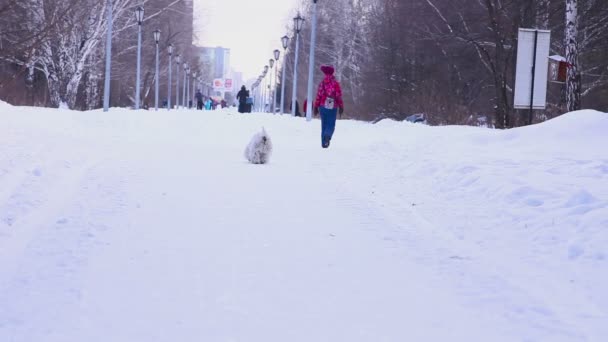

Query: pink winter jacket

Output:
[314, 75, 344, 110]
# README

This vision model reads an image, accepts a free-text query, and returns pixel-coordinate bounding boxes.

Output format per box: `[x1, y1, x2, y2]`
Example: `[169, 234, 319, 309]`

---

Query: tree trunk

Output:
[86, 64, 101, 110]
[565, 0, 581, 111]
[47, 75, 63, 108]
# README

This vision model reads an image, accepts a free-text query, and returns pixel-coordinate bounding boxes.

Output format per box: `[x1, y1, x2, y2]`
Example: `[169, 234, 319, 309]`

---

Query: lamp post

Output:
[255, 77, 261, 111]
[291, 14, 305, 116]
[186, 66, 191, 108]
[280, 36, 289, 114]
[273, 49, 280, 115]
[192, 72, 196, 108]
[183, 63, 187, 109]
[134, 6, 144, 110]
[153, 29, 160, 111]
[103, 0, 113, 112]
[175, 54, 181, 109]
[251, 83, 256, 111]
[257, 78, 262, 111]
[167, 44, 173, 110]
[305, 0, 320, 121]
[269, 58, 275, 113]
[263, 65, 269, 112]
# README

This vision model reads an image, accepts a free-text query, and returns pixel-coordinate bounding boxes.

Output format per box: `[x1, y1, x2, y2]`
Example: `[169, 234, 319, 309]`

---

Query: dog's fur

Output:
[244, 128, 273, 164]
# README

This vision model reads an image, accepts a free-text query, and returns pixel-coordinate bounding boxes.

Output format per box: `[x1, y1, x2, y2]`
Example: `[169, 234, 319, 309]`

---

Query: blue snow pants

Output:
[320, 106, 338, 145]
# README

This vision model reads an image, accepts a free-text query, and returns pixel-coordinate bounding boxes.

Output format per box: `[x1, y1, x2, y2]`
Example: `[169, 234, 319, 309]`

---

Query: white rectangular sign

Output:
[513, 29, 551, 109]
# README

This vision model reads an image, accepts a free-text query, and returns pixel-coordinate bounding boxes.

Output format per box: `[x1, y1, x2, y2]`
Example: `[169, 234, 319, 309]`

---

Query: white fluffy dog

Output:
[244, 128, 273, 164]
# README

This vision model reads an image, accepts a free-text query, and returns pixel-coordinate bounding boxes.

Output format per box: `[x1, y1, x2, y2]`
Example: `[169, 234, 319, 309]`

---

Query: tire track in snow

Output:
[0, 161, 131, 341]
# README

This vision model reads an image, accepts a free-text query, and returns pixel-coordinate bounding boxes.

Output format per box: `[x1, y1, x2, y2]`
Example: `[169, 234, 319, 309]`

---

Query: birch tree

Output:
[565, 0, 580, 111]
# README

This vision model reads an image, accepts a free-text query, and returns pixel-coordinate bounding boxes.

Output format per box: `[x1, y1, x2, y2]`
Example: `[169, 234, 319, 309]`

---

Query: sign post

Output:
[513, 28, 551, 125]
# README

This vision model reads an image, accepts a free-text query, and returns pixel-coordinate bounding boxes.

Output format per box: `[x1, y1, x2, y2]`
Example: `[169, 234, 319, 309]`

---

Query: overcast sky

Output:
[194, 0, 300, 81]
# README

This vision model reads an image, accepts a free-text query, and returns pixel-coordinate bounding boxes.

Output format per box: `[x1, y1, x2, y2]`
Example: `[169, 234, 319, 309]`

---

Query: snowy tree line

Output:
[280, 0, 608, 127]
[0, 0, 199, 109]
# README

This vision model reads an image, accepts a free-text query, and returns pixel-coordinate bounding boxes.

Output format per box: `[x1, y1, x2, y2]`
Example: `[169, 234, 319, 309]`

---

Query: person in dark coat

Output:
[195, 90, 204, 110]
[290, 100, 301, 116]
[236, 85, 249, 113]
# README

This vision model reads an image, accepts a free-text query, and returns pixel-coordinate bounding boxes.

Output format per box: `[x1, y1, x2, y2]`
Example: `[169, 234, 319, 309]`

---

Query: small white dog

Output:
[244, 127, 273, 164]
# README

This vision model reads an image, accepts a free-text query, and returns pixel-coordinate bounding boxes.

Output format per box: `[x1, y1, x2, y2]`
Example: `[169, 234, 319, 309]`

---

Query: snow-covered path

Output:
[1, 104, 607, 341]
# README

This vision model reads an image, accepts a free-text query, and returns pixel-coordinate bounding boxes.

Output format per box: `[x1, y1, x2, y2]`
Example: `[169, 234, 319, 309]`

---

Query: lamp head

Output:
[294, 14, 305, 33]
[135, 6, 145, 25]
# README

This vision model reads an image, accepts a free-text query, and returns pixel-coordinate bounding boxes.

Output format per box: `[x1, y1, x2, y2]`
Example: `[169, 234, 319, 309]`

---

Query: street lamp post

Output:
[175, 54, 181, 109]
[134, 6, 145, 110]
[280, 36, 289, 114]
[183, 63, 187, 109]
[305, 0, 319, 121]
[273, 49, 280, 115]
[269, 58, 275, 113]
[103, 0, 113, 112]
[153, 29, 160, 111]
[255, 78, 261, 111]
[167, 44, 173, 110]
[291, 14, 305, 116]
[186, 66, 191, 108]
[256, 78, 261, 111]
[263, 65, 269, 112]
[192, 72, 196, 108]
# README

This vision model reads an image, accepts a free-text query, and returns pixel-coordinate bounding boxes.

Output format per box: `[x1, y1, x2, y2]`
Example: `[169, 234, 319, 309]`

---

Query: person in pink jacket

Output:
[313, 65, 344, 148]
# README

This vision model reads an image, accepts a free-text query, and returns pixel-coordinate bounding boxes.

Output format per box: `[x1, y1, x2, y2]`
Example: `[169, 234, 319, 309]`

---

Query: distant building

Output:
[197, 46, 231, 79]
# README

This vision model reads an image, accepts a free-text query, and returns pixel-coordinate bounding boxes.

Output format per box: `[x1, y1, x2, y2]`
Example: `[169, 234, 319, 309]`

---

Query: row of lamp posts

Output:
[254, 8, 314, 120]
[102, 4, 199, 112]
[103, 0, 320, 115]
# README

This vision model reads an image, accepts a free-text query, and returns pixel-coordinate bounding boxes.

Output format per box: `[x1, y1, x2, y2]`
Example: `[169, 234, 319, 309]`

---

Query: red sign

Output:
[224, 79, 233, 91]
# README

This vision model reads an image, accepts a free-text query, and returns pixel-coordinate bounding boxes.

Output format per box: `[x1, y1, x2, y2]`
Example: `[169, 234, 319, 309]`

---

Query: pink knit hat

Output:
[320, 65, 335, 75]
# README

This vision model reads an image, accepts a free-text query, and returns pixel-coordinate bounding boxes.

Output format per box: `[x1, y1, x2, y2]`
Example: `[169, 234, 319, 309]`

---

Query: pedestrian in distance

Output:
[195, 90, 204, 110]
[237, 85, 249, 113]
[291, 100, 301, 117]
[313, 65, 344, 148]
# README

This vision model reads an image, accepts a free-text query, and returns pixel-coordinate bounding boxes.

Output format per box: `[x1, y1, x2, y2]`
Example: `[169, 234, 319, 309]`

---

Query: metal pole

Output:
[155, 42, 159, 110]
[529, 29, 538, 126]
[291, 33, 300, 116]
[264, 78, 268, 112]
[103, 0, 112, 112]
[270, 67, 274, 114]
[273, 65, 278, 114]
[168, 53, 172, 110]
[176, 59, 180, 109]
[135, 23, 142, 110]
[261, 78, 265, 112]
[280, 50, 287, 114]
[305, 0, 319, 121]
[183, 71, 187, 109]
[265, 79, 269, 112]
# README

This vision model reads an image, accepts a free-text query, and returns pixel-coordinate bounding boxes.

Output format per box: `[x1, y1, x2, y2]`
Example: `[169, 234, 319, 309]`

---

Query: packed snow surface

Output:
[0, 102, 607, 341]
